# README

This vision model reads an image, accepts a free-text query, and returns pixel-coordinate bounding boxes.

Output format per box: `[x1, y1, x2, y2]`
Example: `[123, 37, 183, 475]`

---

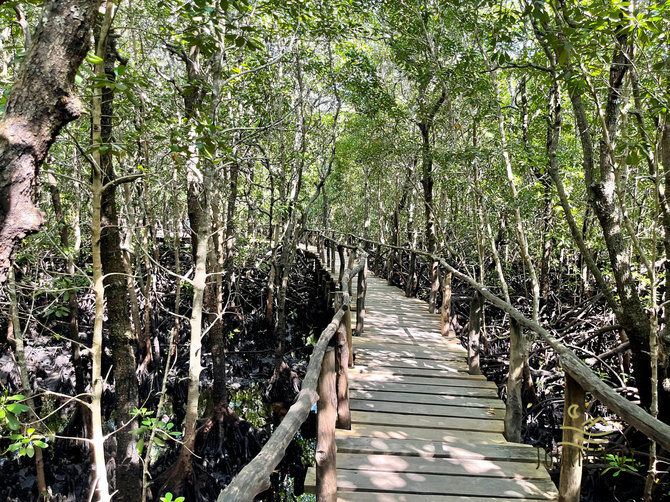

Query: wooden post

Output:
[333, 290, 342, 313]
[344, 305, 353, 367]
[406, 251, 416, 298]
[504, 318, 524, 442]
[347, 249, 355, 296]
[335, 316, 351, 429]
[441, 269, 452, 337]
[467, 292, 483, 375]
[387, 247, 395, 286]
[337, 245, 344, 283]
[558, 373, 585, 502]
[329, 241, 335, 272]
[356, 258, 368, 336]
[324, 279, 333, 315]
[316, 347, 337, 501]
[429, 258, 440, 313]
[325, 239, 330, 268]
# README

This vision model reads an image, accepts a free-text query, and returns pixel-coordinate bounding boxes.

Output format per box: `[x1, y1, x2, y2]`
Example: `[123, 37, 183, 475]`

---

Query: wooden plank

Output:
[338, 423, 507, 443]
[349, 381, 500, 398]
[354, 356, 469, 372]
[350, 389, 504, 409]
[351, 366, 485, 379]
[336, 453, 552, 480]
[335, 493, 557, 502]
[335, 437, 541, 463]
[306, 470, 557, 500]
[350, 399, 505, 419]
[354, 346, 467, 361]
[354, 335, 444, 348]
[351, 411, 505, 433]
[348, 372, 498, 390]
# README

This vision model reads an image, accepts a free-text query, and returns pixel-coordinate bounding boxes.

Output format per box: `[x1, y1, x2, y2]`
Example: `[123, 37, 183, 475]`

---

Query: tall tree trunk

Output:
[167, 176, 210, 491]
[417, 88, 445, 313]
[89, 5, 115, 499]
[95, 22, 142, 501]
[0, 0, 100, 283]
[548, 20, 666, 417]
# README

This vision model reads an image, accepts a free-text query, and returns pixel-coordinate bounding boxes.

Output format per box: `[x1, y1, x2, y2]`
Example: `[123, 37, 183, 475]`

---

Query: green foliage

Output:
[129, 408, 181, 455]
[601, 453, 640, 477]
[0, 393, 29, 432]
[160, 493, 185, 502]
[6, 429, 48, 458]
[229, 384, 270, 429]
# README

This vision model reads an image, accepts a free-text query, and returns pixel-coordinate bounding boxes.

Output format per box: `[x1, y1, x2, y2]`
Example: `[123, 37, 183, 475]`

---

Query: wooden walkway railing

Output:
[320, 230, 670, 502]
[219, 230, 670, 502]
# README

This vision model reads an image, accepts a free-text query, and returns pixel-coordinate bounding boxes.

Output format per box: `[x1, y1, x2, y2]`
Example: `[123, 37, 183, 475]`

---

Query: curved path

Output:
[305, 250, 558, 501]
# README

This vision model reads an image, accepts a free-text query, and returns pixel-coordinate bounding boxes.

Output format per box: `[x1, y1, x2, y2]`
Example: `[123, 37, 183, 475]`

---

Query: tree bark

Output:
[0, 0, 100, 283]
[418, 88, 445, 313]
[96, 29, 141, 501]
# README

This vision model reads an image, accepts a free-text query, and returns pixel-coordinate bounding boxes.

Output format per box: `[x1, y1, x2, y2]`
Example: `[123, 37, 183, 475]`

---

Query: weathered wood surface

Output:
[305, 250, 558, 501]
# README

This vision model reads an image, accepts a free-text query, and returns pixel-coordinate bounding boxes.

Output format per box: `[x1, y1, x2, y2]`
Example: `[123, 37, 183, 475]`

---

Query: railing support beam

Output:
[335, 314, 351, 429]
[441, 269, 452, 337]
[559, 373, 585, 502]
[316, 347, 337, 502]
[356, 257, 367, 336]
[468, 292, 483, 375]
[504, 318, 524, 442]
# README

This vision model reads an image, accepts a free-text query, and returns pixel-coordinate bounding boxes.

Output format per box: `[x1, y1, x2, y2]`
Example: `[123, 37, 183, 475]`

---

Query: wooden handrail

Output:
[332, 233, 670, 452]
[218, 243, 367, 501]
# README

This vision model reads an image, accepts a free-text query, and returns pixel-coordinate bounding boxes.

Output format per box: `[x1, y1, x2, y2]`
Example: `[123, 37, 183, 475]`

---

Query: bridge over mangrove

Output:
[219, 232, 670, 502]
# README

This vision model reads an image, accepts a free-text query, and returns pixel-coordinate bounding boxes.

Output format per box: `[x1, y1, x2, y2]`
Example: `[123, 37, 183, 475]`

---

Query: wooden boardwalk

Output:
[305, 252, 558, 501]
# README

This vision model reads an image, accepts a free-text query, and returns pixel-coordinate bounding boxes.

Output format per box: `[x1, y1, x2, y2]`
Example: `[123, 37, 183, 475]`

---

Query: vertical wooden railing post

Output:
[344, 304, 353, 367]
[468, 292, 483, 374]
[335, 313, 351, 429]
[386, 248, 395, 286]
[387, 246, 395, 285]
[558, 372, 585, 502]
[337, 245, 344, 283]
[324, 278, 334, 315]
[346, 249, 355, 296]
[429, 258, 440, 314]
[356, 257, 368, 337]
[441, 268, 452, 337]
[406, 251, 416, 298]
[316, 346, 337, 501]
[329, 240, 335, 272]
[504, 318, 523, 442]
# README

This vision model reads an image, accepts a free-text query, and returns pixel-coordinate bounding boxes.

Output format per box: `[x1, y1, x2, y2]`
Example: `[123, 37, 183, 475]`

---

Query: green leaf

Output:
[26, 445, 34, 458]
[7, 403, 29, 414]
[153, 436, 165, 447]
[85, 53, 104, 65]
[137, 437, 144, 455]
[6, 412, 20, 430]
[33, 440, 48, 449]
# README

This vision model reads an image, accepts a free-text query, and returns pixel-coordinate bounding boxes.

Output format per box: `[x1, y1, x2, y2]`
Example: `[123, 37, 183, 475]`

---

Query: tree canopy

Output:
[1, 0, 670, 500]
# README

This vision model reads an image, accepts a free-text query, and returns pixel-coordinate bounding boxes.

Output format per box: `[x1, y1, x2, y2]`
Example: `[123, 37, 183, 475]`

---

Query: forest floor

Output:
[0, 246, 326, 502]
